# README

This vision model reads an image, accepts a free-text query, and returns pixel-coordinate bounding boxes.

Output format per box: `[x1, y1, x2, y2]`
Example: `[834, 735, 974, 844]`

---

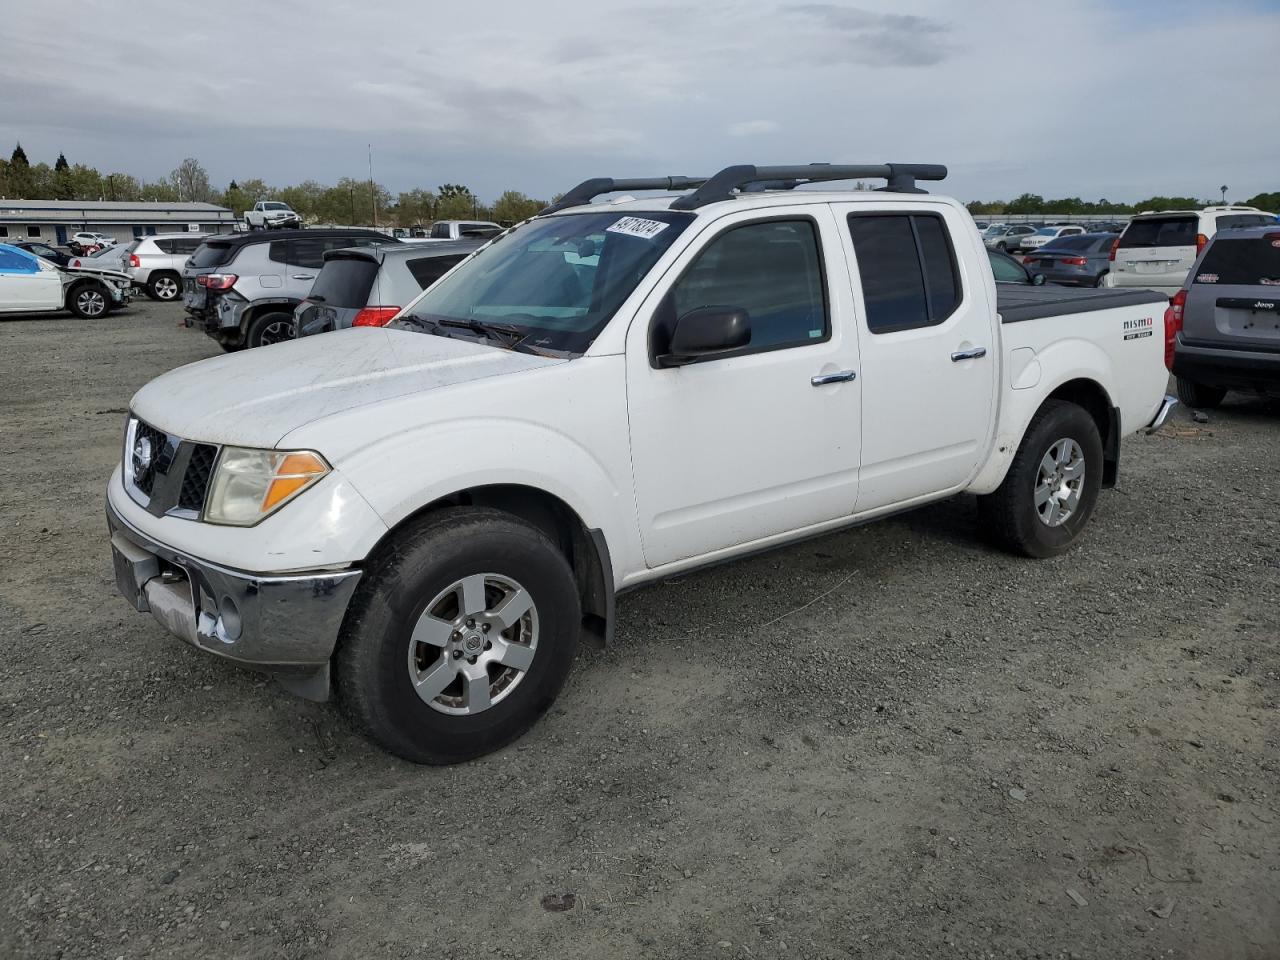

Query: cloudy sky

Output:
[3, 0, 1278, 204]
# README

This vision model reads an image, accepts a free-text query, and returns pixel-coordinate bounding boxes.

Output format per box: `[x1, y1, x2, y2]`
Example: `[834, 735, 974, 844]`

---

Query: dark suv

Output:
[182, 229, 398, 350]
[1171, 225, 1280, 407]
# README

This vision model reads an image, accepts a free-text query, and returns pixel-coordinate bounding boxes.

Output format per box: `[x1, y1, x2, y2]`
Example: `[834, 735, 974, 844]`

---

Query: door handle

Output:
[951, 347, 987, 362]
[291, 274, 314, 280]
[811, 369, 857, 386]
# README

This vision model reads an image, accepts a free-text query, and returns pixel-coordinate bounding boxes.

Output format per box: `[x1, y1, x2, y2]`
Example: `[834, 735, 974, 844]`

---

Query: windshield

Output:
[1033, 227, 1059, 236]
[189, 241, 234, 268]
[264, 202, 289, 211]
[396, 210, 694, 353]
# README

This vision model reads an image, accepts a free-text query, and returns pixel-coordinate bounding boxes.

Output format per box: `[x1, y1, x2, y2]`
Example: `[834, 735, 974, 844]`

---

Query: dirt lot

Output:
[2, 299, 1278, 960]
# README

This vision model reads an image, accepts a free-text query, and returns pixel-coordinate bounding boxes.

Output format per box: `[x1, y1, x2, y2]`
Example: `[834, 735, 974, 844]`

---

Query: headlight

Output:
[204, 447, 329, 526]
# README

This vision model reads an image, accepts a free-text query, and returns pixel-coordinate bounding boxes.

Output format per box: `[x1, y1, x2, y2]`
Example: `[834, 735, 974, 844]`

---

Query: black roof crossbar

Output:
[538, 176, 707, 215]
[669, 163, 948, 210]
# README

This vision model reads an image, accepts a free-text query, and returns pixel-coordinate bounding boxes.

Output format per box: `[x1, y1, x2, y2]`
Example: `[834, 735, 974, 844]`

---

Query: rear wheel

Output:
[335, 508, 581, 764]
[147, 272, 180, 301]
[1176, 377, 1226, 409]
[978, 400, 1103, 558]
[67, 283, 109, 319]
[1093, 271, 1109, 288]
[245, 309, 296, 348]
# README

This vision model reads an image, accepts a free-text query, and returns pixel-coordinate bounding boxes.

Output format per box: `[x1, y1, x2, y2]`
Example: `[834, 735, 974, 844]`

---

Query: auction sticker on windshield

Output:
[607, 216, 670, 240]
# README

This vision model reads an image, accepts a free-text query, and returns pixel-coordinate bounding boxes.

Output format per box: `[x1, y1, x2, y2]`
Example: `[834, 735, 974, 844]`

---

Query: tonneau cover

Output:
[998, 285, 1167, 323]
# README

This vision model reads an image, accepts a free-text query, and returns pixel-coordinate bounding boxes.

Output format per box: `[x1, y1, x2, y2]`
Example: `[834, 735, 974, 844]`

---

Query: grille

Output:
[179, 444, 218, 513]
[132, 421, 169, 496]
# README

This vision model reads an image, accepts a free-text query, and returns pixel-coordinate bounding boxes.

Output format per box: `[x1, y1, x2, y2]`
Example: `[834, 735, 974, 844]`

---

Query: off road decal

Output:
[1123, 316, 1154, 341]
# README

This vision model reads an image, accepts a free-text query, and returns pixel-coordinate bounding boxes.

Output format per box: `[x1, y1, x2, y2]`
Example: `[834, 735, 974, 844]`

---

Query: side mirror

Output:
[1032, 272, 1047, 286]
[658, 306, 751, 367]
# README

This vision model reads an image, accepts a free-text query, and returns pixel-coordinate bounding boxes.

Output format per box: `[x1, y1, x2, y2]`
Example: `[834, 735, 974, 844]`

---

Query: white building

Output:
[0, 200, 237, 246]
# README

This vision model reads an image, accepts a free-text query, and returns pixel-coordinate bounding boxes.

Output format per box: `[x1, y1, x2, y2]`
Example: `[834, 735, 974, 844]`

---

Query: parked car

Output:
[124, 233, 211, 301]
[1020, 224, 1087, 252]
[181, 228, 398, 349]
[1170, 225, 1280, 407]
[988, 247, 1046, 285]
[295, 240, 483, 338]
[70, 231, 116, 253]
[984, 224, 1037, 252]
[1022, 233, 1115, 287]
[107, 161, 1174, 764]
[244, 201, 303, 231]
[421, 220, 503, 241]
[69, 244, 130, 274]
[7, 239, 75, 267]
[1110, 206, 1275, 294]
[0, 242, 133, 318]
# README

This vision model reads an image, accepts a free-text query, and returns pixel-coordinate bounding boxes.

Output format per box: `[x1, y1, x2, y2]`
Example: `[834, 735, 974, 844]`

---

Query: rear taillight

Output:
[1196, 233, 1208, 253]
[1061, 256, 1087, 266]
[1164, 290, 1185, 370]
[352, 306, 402, 328]
[71, 259, 81, 268]
[1108, 236, 1120, 261]
[197, 274, 237, 291]
[129, 253, 140, 268]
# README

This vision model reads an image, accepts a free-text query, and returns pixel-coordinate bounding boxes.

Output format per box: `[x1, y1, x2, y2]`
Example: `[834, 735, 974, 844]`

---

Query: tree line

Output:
[967, 191, 1280, 216]
[0, 144, 551, 227]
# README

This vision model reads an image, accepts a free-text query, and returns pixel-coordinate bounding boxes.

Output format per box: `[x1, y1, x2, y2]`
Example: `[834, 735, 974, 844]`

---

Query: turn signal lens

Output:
[204, 447, 330, 526]
[352, 306, 402, 328]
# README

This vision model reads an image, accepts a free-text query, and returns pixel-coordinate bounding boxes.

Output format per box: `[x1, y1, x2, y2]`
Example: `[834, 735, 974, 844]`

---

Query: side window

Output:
[406, 255, 465, 289]
[27, 226, 41, 238]
[848, 213, 962, 334]
[0, 227, 8, 237]
[0, 247, 36, 272]
[430, 223, 451, 239]
[670, 219, 829, 353]
[153, 239, 176, 254]
[989, 251, 1028, 284]
[269, 238, 327, 268]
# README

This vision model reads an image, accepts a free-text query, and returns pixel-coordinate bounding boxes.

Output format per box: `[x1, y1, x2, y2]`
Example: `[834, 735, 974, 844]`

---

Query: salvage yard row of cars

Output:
[4, 163, 1278, 764]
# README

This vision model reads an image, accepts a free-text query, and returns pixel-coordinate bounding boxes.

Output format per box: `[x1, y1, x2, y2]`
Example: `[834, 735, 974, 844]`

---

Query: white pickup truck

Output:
[106, 163, 1175, 764]
[244, 200, 302, 230]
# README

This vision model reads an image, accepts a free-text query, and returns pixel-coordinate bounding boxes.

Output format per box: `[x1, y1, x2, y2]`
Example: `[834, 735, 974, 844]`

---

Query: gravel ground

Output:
[2, 300, 1278, 960]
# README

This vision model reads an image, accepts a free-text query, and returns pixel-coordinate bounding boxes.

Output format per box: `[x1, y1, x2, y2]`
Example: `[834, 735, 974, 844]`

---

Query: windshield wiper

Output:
[435, 317, 527, 344]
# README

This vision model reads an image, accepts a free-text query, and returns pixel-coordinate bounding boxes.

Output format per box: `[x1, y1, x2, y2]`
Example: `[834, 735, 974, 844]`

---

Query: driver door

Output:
[625, 205, 862, 568]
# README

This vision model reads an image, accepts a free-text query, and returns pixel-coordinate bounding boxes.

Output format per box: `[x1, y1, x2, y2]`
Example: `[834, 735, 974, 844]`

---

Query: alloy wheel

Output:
[1034, 437, 1085, 527]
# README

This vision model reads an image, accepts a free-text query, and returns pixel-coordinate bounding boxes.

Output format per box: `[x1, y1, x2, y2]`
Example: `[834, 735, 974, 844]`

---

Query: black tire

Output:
[1176, 377, 1225, 409]
[996, 241, 1008, 252]
[978, 400, 1103, 559]
[215, 333, 246, 352]
[245, 309, 296, 348]
[66, 282, 110, 319]
[335, 508, 581, 764]
[1093, 271, 1109, 288]
[147, 272, 181, 301]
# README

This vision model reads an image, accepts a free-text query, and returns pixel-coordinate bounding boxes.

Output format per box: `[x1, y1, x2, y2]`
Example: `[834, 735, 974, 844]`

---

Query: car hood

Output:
[131, 328, 566, 447]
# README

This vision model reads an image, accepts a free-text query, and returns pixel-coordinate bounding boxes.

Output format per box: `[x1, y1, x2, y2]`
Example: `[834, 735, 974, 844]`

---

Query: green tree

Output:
[103, 172, 142, 201]
[1132, 196, 1203, 211]
[67, 164, 103, 200]
[8, 142, 32, 197]
[1006, 193, 1046, 215]
[276, 180, 324, 221]
[141, 179, 180, 202]
[394, 188, 436, 228]
[491, 190, 545, 224]
[54, 152, 69, 173]
[1244, 191, 1280, 212]
[10, 143, 29, 167]
[169, 157, 213, 202]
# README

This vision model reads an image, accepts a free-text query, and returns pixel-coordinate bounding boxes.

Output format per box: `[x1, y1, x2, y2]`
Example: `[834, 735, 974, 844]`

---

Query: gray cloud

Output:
[788, 3, 954, 66]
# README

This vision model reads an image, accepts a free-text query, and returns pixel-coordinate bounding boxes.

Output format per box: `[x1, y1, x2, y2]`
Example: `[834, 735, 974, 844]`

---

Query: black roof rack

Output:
[538, 176, 706, 215]
[670, 163, 947, 210]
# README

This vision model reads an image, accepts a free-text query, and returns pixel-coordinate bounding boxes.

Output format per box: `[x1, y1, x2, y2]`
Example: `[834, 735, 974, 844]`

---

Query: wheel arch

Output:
[1045, 377, 1119, 487]
[364, 483, 614, 646]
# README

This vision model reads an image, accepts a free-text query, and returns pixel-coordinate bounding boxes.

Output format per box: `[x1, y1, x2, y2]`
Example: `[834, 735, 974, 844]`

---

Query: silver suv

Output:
[125, 233, 211, 301]
[182, 229, 398, 350]
[295, 240, 483, 337]
[1171, 225, 1280, 407]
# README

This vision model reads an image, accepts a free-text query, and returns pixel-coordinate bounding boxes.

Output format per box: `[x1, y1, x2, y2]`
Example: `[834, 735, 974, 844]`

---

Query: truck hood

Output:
[131, 328, 565, 447]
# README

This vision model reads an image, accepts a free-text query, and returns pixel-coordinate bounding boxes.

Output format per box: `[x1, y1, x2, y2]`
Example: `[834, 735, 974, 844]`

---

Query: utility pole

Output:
[349, 184, 356, 226]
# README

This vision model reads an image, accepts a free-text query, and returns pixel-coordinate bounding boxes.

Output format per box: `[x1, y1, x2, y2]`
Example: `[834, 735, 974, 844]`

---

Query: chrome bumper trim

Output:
[107, 500, 361, 698]
[1144, 394, 1178, 434]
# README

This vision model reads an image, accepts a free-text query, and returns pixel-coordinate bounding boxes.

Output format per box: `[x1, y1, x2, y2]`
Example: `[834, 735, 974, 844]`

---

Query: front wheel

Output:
[978, 400, 1103, 558]
[147, 272, 181, 301]
[67, 283, 109, 319]
[1176, 377, 1225, 409]
[335, 508, 581, 764]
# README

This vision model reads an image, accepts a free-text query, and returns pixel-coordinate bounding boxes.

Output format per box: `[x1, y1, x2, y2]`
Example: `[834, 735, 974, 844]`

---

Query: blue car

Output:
[1023, 233, 1116, 287]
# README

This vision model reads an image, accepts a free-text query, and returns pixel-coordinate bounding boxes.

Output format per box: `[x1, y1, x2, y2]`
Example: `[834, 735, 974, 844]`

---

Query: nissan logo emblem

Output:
[132, 435, 153, 474]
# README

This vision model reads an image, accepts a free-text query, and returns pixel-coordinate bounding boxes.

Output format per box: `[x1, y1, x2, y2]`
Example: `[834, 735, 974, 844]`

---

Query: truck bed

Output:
[998, 285, 1168, 324]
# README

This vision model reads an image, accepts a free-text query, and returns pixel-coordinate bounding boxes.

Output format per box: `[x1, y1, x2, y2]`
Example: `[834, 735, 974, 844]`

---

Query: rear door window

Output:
[430, 223, 452, 239]
[1119, 217, 1196, 248]
[153, 239, 177, 254]
[1194, 237, 1280, 286]
[406, 254, 466, 289]
[848, 213, 961, 333]
[1217, 214, 1274, 230]
[308, 256, 380, 307]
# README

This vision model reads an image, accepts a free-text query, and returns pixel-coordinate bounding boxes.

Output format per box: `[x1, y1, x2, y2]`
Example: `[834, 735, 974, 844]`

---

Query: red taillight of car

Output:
[1108, 236, 1120, 261]
[352, 306, 402, 328]
[1060, 256, 1087, 266]
[197, 274, 237, 291]
[129, 253, 140, 268]
[1196, 233, 1208, 253]
[1164, 290, 1185, 370]
[71, 259, 81, 268]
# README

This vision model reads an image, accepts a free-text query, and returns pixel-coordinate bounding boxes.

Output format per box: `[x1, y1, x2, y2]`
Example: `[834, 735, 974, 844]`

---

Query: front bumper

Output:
[107, 499, 362, 700]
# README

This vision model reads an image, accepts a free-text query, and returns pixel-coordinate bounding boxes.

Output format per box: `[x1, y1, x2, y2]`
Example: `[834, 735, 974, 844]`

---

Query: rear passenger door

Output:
[834, 203, 997, 512]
